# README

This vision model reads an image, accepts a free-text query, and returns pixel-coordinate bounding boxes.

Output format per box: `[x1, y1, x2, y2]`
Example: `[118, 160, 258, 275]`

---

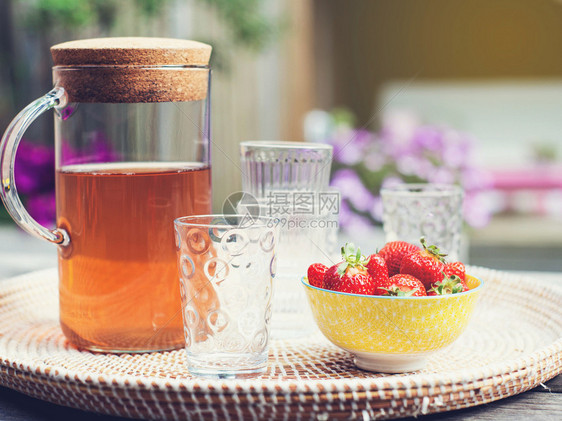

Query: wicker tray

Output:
[0, 267, 560, 420]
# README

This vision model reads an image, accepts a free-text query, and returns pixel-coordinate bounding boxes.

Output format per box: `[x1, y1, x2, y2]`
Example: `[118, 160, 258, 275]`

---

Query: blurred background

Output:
[1, 0, 561, 273]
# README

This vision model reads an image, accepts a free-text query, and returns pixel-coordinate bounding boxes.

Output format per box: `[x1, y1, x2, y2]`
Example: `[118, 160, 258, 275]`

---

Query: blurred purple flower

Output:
[381, 176, 403, 189]
[381, 109, 420, 142]
[331, 128, 374, 165]
[441, 131, 472, 168]
[27, 193, 56, 228]
[11, 140, 56, 227]
[338, 200, 373, 233]
[463, 192, 493, 228]
[331, 169, 375, 213]
[461, 167, 493, 190]
[411, 126, 444, 154]
[59, 105, 76, 121]
[363, 146, 386, 172]
[10, 132, 119, 227]
[62, 131, 121, 166]
[428, 166, 455, 184]
[14, 140, 55, 195]
[396, 154, 433, 178]
[326, 110, 494, 231]
[370, 196, 384, 222]
[89, 131, 121, 162]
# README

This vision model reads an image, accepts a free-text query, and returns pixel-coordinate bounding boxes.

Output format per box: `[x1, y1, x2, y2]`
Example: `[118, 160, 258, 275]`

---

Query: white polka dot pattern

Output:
[0, 267, 560, 420]
[304, 275, 482, 355]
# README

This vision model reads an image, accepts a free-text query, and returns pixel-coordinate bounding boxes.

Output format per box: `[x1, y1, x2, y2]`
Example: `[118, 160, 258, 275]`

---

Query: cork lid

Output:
[50, 38, 212, 103]
[51, 37, 212, 67]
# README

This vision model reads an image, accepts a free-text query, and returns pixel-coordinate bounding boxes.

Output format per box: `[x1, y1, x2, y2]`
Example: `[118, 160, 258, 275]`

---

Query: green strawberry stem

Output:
[430, 272, 464, 295]
[337, 243, 367, 276]
[420, 236, 448, 263]
[381, 286, 419, 297]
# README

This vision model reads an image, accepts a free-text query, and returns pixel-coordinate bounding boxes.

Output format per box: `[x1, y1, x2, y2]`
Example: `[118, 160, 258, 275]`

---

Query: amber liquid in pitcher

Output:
[56, 162, 211, 352]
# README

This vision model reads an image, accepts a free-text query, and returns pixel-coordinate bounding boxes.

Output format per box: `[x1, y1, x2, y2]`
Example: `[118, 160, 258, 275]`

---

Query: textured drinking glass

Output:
[240, 141, 333, 197]
[239, 141, 337, 337]
[174, 215, 278, 378]
[236, 194, 340, 278]
[239, 141, 336, 273]
[381, 184, 464, 261]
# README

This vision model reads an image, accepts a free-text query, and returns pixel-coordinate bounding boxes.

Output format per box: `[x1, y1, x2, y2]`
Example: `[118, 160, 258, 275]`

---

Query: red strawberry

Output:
[366, 254, 391, 295]
[382, 274, 426, 297]
[427, 273, 469, 296]
[323, 264, 344, 291]
[307, 263, 328, 288]
[378, 241, 420, 276]
[399, 237, 447, 289]
[323, 243, 375, 295]
[334, 271, 376, 295]
[443, 261, 466, 282]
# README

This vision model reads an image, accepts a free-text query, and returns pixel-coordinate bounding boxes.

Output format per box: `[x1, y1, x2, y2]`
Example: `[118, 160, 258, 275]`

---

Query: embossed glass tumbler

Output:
[239, 141, 335, 289]
[381, 184, 464, 261]
[239, 141, 336, 339]
[174, 215, 278, 378]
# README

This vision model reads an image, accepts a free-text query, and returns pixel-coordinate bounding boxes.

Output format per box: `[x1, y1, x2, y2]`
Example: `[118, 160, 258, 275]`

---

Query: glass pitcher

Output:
[0, 38, 212, 352]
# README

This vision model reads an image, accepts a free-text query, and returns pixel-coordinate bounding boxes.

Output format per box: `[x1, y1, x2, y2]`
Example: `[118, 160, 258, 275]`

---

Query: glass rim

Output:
[174, 214, 277, 229]
[239, 140, 333, 151]
[380, 183, 463, 196]
[53, 64, 210, 70]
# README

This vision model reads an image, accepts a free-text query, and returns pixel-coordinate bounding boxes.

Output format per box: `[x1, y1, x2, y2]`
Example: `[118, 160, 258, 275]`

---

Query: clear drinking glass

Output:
[381, 184, 464, 261]
[239, 141, 336, 337]
[239, 141, 336, 270]
[174, 214, 278, 378]
[240, 141, 333, 197]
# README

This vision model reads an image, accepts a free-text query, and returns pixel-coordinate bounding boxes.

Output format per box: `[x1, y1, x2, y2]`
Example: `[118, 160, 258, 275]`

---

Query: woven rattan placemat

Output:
[0, 267, 560, 420]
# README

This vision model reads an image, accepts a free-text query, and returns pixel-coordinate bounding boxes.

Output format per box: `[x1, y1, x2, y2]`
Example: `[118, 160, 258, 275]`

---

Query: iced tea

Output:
[56, 162, 211, 352]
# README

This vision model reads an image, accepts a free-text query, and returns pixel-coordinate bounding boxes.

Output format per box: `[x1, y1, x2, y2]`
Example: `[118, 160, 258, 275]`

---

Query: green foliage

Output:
[0, 203, 14, 225]
[21, 0, 280, 52]
[22, 0, 168, 31]
[136, 0, 166, 16]
[198, 0, 279, 51]
[531, 141, 558, 163]
[24, 0, 96, 29]
[331, 108, 356, 129]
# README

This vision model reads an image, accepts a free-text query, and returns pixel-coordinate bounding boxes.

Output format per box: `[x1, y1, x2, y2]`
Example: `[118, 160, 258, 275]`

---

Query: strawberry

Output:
[307, 263, 328, 288]
[381, 274, 426, 297]
[366, 254, 392, 295]
[443, 261, 466, 282]
[399, 237, 447, 289]
[427, 273, 469, 296]
[378, 241, 420, 276]
[332, 271, 376, 295]
[323, 243, 375, 295]
[322, 264, 344, 291]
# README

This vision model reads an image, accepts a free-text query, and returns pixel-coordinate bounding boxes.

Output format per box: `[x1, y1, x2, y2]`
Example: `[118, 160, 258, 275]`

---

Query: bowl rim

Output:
[301, 274, 484, 300]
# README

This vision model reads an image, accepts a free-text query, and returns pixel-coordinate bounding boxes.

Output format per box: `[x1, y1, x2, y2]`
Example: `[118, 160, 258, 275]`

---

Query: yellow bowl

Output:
[302, 275, 484, 373]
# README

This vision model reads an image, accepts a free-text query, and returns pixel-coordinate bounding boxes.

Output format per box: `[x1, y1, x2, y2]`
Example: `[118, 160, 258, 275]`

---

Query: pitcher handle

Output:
[0, 87, 69, 246]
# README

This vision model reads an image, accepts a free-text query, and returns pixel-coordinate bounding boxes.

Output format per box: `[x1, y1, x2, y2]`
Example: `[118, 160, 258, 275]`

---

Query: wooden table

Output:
[0, 226, 560, 420]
